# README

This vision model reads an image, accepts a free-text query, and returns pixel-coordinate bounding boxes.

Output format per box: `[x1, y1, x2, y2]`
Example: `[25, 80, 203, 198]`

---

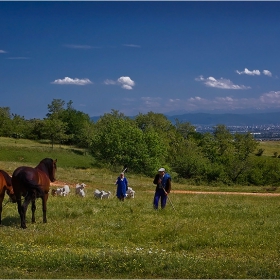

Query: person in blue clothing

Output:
[153, 167, 171, 209]
[115, 172, 128, 201]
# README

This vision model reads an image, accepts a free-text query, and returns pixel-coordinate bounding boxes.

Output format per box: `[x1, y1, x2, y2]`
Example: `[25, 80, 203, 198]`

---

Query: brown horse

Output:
[0, 170, 17, 224]
[12, 158, 57, 229]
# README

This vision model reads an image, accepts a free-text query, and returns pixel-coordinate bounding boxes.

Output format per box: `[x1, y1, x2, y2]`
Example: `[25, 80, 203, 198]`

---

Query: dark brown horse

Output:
[12, 158, 57, 229]
[0, 170, 17, 224]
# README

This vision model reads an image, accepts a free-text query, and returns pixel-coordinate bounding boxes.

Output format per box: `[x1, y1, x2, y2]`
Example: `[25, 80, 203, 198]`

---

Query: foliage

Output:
[1, 101, 280, 186]
[91, 110, 164, 175]
[1, 159, 280, 278]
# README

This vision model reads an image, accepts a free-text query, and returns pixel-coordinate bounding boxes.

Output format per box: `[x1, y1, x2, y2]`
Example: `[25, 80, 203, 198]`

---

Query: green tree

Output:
[174, 119, 202, 142]
[60, 100, 92, 146]
[25, 118, 44, 140]
[10, 114, 27, 139]
[42, 117, 68, 148]
[91, 110, 164, 175]
[46, 99, 65, 117]
[199, 125, 259, 184]
[0, 107, 12, 137]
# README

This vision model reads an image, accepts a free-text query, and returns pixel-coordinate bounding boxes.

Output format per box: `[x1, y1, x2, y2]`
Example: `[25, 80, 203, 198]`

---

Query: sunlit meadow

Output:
[1, 138, 280, 278]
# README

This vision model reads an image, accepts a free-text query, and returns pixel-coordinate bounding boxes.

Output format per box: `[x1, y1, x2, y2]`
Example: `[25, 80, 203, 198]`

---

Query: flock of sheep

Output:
[51, 183, 135, 199]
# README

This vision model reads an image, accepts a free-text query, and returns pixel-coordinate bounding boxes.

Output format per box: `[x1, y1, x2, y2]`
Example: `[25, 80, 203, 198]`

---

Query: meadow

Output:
[1, 137, 280, 278]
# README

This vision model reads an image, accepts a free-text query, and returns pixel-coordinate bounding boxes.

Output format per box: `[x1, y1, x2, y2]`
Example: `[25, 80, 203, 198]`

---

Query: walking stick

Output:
[162, 188, 176, 211]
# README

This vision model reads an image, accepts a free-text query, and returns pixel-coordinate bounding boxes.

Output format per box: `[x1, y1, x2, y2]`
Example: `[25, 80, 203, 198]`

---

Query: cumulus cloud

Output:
[236, 68, 273, 77]
[51, 77, 93, 85]
[118, 76, 135, 90]
[105, 76, 135, 90]
[236, 68, 261, 75]
[195, 75, 250, 89]
[263, 70, 272, 77]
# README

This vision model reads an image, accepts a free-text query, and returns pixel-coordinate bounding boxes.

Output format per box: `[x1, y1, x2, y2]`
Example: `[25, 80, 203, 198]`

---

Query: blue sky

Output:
[1, 1, 280, 119]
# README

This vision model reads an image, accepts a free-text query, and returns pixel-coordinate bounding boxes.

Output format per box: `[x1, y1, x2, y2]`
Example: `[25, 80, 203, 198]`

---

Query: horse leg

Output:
[31, 200, 36, 223]
[19, 195, 32, 229]
[16, 198, 25, 229]
[0, 194, 3, 225]
[42, 193, 48, 223]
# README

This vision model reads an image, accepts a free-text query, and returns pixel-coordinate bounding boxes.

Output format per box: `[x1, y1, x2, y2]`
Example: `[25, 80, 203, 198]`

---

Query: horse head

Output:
[48, 158, 57, 182]
[6, 187, 17, 203]
[37, 158, 57, 182]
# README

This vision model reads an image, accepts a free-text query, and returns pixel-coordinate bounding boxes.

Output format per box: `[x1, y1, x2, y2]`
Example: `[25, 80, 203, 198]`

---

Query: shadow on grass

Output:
[1, 216, 20, 227]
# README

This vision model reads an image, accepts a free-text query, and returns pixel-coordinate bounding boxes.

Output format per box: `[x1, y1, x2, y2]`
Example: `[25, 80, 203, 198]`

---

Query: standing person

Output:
[153, 167, 171, 209]
[115, 172, 128, 201]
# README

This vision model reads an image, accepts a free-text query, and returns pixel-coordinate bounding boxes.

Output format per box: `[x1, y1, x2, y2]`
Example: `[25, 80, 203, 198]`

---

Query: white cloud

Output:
[51, 77, 93, 85]
[118, 76, 135, 90]
[141, 97, 161, 108]
[236, 68, 261, 76]
[263, 70, 272, 77]
[195, 76, 250, 89]
[104, 79, 117, 85]
[123, 44, 141, 48]
[7, 57, 29, 59]
[64, 44, 93, 49]
[104, 76, 135, 90]
[0, 50, 7, 53]
[260, 91, 280, 104]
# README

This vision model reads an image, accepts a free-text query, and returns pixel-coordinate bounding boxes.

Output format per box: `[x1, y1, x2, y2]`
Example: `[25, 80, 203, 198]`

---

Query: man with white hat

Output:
[153, 167, 171, 209]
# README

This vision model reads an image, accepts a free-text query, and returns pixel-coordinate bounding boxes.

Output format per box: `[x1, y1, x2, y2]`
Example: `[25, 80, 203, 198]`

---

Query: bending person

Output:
[153, 167, 171, 209]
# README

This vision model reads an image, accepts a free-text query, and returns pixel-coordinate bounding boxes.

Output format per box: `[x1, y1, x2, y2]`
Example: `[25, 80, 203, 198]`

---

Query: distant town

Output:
[166, 111, 280, 140]
[195, 124, 280, 141]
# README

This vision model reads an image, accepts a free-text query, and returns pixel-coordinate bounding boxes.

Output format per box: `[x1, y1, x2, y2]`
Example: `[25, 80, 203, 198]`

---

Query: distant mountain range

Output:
[167, 112, 280, 126]
[91, 111, 280, 126]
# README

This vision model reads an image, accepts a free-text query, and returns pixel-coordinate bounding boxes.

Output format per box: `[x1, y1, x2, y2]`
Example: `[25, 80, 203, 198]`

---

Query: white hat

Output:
[158, 168, 165, 172]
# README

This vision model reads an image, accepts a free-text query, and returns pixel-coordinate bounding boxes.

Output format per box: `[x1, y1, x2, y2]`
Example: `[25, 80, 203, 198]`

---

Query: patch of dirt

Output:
[51, 181, 280, 196]
[170, 190, 280, 196]
[50, 180, 72, 187]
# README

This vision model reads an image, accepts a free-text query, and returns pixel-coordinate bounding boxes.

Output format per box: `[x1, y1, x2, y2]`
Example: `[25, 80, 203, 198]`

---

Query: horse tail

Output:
[17, 173, 45, 199]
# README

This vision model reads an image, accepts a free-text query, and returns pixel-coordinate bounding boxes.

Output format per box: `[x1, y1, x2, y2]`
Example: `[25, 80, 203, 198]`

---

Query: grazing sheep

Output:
[77, 188, 86, 197]
[75, 183, 86, 197]
[94, 189, 104, 199]
[56, 185, 70, 196]
[101, 190, 111, 199]
[94, 189, 111, 199]
[126, 187, 135, 198]
[51, 188, 57, 196]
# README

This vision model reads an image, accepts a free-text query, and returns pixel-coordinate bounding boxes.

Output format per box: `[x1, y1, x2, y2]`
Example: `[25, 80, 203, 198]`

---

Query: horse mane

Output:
[36, 158, 56, 178]
[0, 170, 12, 186]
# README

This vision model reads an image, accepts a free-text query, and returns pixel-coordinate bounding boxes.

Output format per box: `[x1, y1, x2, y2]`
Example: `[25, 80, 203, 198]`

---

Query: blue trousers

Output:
[153, 189, 167, 209]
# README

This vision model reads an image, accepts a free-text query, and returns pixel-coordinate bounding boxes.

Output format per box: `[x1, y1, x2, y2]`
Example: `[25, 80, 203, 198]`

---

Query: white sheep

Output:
[77, 188, 85, 197]
[75, 183, 86, 197]
[101, 190, 111, 199]
[126, 187, 135, 198]
[94, 189, 111, 199]
[56, 185, 70, 196]
[94, 189, 104, 199]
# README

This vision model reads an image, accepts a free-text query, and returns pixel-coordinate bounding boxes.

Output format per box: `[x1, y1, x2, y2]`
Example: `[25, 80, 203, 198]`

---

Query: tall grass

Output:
[1, 193, 280, 278]
[1, 137, 280, 278]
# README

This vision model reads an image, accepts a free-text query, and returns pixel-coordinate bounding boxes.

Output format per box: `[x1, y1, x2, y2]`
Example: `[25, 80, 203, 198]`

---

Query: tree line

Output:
[1, 99, 279, 186]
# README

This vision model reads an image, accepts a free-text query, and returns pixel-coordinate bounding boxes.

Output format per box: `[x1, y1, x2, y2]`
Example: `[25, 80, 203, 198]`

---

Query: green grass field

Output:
[1, 137, 280, 278]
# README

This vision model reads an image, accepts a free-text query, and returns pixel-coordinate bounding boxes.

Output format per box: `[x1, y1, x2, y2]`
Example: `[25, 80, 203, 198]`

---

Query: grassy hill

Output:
[1, 137, 280, 278]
